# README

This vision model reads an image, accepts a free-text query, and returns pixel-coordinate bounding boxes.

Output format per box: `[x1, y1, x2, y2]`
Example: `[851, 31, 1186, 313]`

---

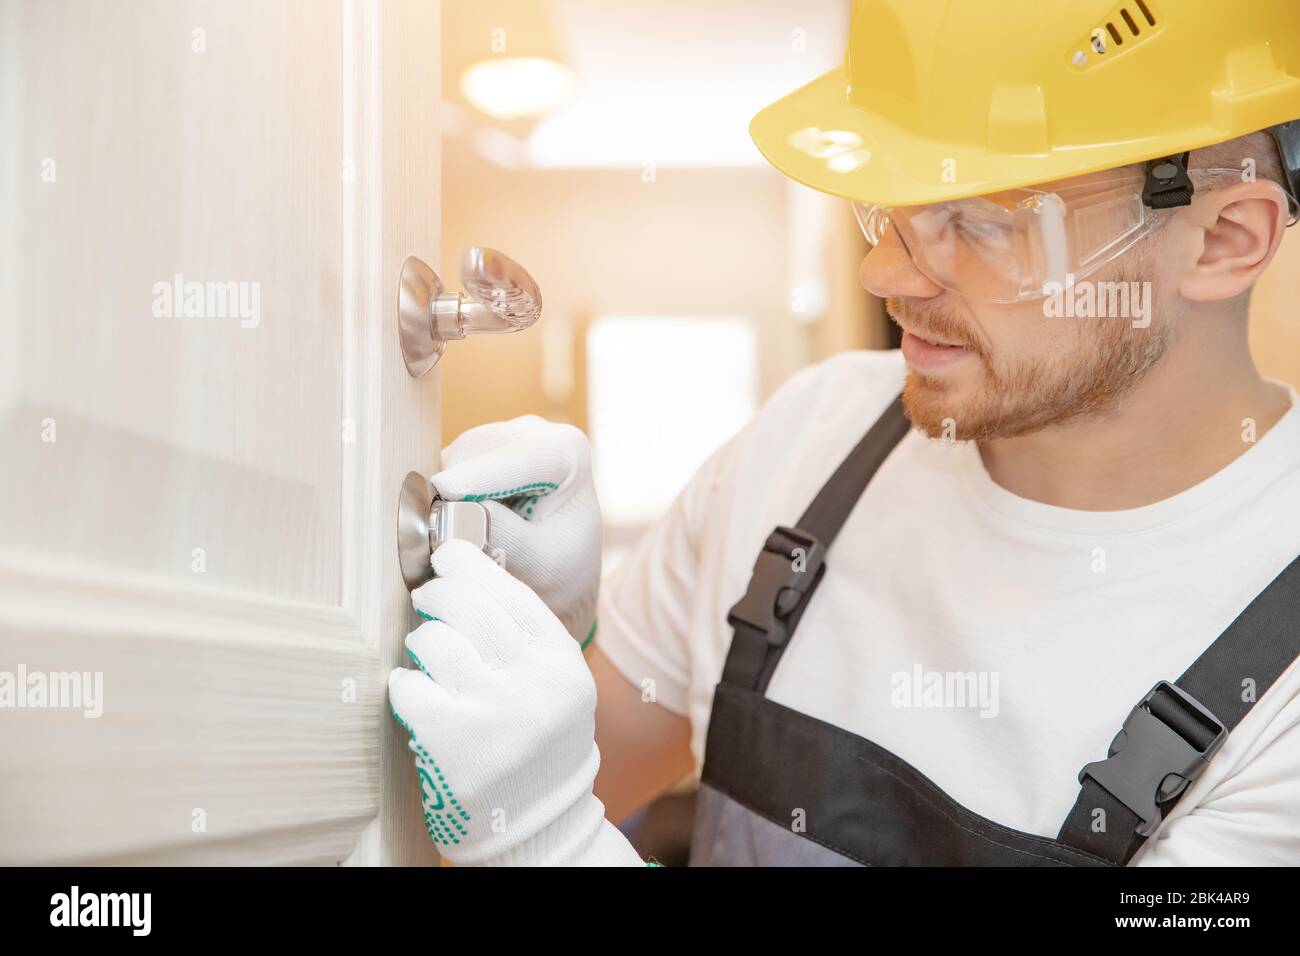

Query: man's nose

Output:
[859, 226, 944, 299]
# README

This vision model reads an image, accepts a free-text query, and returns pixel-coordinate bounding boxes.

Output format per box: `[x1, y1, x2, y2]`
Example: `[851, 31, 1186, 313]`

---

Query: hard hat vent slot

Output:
[1071, 1, 1161, 69]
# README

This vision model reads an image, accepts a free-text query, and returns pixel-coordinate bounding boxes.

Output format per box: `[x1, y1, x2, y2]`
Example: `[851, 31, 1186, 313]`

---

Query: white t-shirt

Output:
[598, 348, 1300, 865]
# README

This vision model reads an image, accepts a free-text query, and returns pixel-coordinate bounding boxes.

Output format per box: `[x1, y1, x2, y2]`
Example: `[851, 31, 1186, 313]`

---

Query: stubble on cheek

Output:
[885, 295, 1003, 440]
[893, 291, 1175, 443]
[902, 354, 1005, 441]
[884, 230, 1177, 442]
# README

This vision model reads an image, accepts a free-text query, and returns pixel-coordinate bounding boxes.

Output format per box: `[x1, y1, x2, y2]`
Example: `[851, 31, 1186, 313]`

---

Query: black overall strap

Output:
[1058, 552, 1300, 864]
[721, 395, 911, 693]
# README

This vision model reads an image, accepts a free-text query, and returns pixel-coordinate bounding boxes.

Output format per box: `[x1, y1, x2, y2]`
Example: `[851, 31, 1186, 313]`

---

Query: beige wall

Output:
[439, 160, 881, 442]
[1250, 227, 1300, 389]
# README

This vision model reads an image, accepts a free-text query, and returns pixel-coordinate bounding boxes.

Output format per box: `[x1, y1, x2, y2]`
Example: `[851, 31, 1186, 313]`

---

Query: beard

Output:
[887, 276, 1176, 442]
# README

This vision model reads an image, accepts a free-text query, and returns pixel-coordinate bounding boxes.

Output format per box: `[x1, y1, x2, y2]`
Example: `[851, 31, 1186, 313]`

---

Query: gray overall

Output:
[689, 396, 1300, 866]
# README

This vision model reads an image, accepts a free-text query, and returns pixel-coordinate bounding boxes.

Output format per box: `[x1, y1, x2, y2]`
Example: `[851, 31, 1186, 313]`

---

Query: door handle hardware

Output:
[398, 246, 542, 378]
[396, 471, 491, 592]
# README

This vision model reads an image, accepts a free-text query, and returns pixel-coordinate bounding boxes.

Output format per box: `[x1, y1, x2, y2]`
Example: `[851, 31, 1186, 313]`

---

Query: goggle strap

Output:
[1266, 120, 1300, 216]
[1142, 152, 1193, 209]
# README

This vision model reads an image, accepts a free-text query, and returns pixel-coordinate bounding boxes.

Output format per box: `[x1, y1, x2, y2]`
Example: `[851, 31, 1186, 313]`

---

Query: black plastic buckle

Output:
[726, 526, 825, 647]
[1142, 152, 1194, 209]
[1078, 681, 1227, 837]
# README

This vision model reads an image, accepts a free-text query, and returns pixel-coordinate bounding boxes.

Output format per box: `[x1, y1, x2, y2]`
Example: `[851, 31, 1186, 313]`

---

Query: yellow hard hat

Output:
[750, 0, 1300, 206]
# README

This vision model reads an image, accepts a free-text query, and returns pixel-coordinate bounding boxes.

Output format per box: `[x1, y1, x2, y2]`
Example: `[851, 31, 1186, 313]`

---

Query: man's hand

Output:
[431, 416, 601, 646]
[388, 539, 643, 866]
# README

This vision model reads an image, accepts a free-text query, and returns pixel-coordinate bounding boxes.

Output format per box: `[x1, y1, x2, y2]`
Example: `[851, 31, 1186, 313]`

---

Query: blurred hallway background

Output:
[438, 0, 886, 572]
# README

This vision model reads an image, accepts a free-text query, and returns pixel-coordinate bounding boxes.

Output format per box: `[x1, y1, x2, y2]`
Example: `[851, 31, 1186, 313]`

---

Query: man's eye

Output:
[956, 218, 1008, 242]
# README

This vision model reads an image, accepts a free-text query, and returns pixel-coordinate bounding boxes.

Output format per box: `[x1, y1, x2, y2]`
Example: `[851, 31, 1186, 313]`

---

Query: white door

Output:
[0, 0, 441, 865]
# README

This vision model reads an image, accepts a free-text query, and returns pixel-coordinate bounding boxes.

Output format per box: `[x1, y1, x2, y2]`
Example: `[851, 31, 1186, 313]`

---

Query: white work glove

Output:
[388, 539, 645, 867]
[431, 416, 600, 646]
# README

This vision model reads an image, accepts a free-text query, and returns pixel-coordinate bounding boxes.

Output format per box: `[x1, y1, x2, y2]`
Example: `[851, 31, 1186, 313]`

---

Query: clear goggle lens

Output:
[852, 168, 1265, 303]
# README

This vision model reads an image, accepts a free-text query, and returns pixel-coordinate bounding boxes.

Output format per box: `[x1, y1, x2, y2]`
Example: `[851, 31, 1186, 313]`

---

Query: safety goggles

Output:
[853, 167, 1285, 303]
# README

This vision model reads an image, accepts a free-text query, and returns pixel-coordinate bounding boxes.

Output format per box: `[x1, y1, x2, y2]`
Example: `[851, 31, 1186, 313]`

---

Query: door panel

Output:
[3, 0, 346, 601]
[0, 0, 440, 865]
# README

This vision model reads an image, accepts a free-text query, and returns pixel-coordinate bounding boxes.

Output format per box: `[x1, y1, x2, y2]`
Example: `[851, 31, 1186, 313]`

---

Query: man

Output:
[389, 0, 1300, 865]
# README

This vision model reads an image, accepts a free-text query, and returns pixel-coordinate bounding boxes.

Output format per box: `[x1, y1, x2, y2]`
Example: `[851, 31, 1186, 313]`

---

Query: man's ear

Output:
[1178, 180, 1291, 302]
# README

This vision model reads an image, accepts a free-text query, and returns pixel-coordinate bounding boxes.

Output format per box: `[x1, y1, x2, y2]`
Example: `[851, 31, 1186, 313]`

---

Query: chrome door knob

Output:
[396, 471, 491, 591]
[398, 246, 543, 378]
